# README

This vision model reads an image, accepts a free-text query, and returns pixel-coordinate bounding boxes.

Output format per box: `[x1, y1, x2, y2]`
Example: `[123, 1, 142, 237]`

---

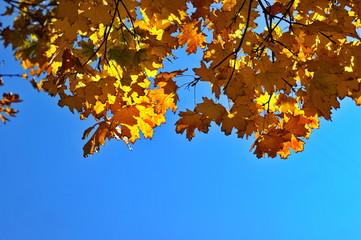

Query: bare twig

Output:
[230, 0, 248, 26]
[213, 0, 254, 71]
[223, 0, 254, 90]
[0, 73, 22, 77]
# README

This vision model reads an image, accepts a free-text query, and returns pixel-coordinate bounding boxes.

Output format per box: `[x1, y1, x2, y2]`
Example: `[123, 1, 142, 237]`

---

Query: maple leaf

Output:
[266, 2, 288, 15]
[177, 20, 206, 54]
[175, 109, 211, 140]
[278, 136, 305, 159]
[194, 97, 227, 125]
[252, 132, 286, 158]
[58, 95, 85, 113]
[56, 0, 79, 24]
[83, 122, 110, 157]
[154, 69, 186, 100]
[0, 92, 22, 124]
[112, 106, 140, 126]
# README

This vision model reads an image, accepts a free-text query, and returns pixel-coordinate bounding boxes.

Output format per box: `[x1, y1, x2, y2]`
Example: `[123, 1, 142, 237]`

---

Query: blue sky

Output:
[1, 4, 361, 240]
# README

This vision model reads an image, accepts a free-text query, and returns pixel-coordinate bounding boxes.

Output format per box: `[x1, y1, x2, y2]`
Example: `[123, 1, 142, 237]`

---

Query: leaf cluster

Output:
[1, 0, 361, 158]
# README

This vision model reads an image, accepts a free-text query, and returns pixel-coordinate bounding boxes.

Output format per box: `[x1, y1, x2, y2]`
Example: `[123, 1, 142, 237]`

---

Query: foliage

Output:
[0, 90, 22, 123]
[0, 74, 22, 123]
[1, 0, 361, 158]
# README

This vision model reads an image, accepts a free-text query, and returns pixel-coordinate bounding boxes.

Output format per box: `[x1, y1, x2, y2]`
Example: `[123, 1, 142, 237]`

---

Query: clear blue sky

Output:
[1, 5, 361, 240]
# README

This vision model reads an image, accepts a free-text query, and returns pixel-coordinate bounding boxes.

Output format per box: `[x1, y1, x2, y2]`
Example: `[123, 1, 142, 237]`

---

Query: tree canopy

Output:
[1, 0, 361, 158]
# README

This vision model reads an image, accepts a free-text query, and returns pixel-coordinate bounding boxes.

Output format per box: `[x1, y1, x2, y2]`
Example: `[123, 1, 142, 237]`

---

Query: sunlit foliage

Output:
[1, 0, 361, 158]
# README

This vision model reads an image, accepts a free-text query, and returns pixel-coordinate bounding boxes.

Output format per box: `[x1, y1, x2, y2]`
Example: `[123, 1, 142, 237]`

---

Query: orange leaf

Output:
[177, 21, 206, 54]
[112, 106, 140, 126]
[175, 109, 211, 140]
[195, 97, 227, 125]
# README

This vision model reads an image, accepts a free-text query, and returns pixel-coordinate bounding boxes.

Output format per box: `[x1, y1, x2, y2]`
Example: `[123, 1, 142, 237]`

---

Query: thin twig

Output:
[213, 0, 254, 70]
[281, 78, 296, 92]
[119, 0, 137, 36]
[82, 1, 119, 67]
[0, 73, 22, 77]
[223, 0, 254, 90]
[230, 0, 248, 26]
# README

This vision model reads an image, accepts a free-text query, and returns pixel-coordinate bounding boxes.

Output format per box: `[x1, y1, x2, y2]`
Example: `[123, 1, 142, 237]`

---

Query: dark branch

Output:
[223, 0, 254, 90]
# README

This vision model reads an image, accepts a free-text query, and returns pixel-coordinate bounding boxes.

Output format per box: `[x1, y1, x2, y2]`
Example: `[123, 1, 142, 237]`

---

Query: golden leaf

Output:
[177, 21, 206, 54]
[175, 109, 211, 140]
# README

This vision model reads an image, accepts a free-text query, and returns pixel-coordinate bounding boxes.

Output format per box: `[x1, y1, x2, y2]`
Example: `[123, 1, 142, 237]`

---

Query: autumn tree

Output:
[1, 0, 360, 158]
